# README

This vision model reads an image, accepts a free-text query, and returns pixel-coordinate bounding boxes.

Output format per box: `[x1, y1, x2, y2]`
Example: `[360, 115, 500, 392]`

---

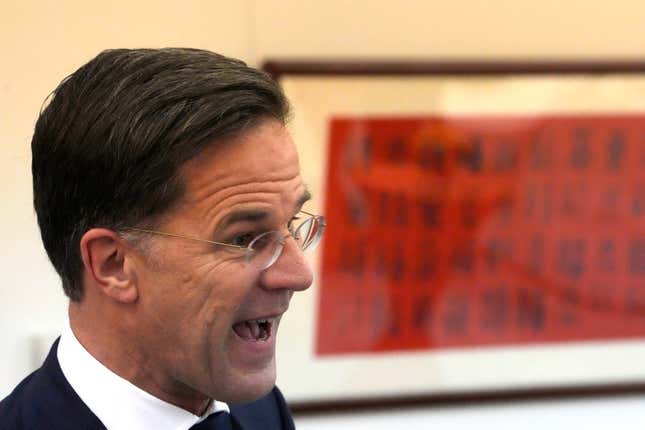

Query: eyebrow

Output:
[221, 209, 269, 227]
[218, 189, 313, 230]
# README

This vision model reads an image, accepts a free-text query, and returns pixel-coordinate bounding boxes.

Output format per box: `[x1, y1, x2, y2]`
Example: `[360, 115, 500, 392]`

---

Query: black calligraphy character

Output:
[625, 286, 645, 317]
[417, 141, 432, 169]
[562, 185, 575, 216]
[387, 137, 408, 163]
[497, 195, 513, 226]
[370, 293, 387, 342]
[453, 241, 475, 273]
[378, 191, 391, 225]
[597, 239, 615, 273]
[462, 198, 477, 229]
[443, 295, 469, 335]
[559, 287, 580, 325]
[420, 199, 442, 228]
[524, 184, 537, 218]
[557, 239, 585, 279]
[480, 286, 508, 332]
[347, 194, 367, 227]
[412, 295, 433, 333]
[394, 192, 408, 226]
[340, 241, 354, 274]
[562, 183, 586, 217]
[388, 296, 403, 338]
[529, 235, 544, 275]
[632, 185, 645, 216]
[430, 141, 446, 173]
[418, 140, 446, 173]
[494, 140, 518, 171]
[336, 295, 360, 338]
[360, 135, 373, 168]
[486, 239, 512, 272]
[335, 302, 350, 338]
[416, 240, 437, 281]
[391, 243, 405, 282]
[607, 131, 625, 170]
[339, 238, 365, 277]
[630, 239, 645, 276]
[458, 137, 483, 172]
[530, 132, 553, 170]
[570, 128, 592, 169]
[352, 293, 363, 328]
[353, 238, 367, 277]
[374, 246, 388, 278]
[517, 287, 545, 331]
[542, 183, 554, 223]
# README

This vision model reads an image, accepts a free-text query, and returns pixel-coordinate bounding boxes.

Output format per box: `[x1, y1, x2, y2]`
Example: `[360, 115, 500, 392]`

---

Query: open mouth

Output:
[232, 318, 274, 342]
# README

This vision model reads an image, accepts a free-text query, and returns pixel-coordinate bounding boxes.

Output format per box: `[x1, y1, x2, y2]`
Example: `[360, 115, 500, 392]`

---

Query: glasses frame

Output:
[123, 210, 326, 269]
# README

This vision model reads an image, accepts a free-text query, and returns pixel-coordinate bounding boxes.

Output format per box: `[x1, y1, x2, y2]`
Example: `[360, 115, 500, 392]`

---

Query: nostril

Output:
[259, 253, 313, 291]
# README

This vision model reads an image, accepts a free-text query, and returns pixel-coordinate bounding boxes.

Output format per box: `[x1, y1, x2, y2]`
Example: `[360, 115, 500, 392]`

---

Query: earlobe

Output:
[80, 228, 139, 303]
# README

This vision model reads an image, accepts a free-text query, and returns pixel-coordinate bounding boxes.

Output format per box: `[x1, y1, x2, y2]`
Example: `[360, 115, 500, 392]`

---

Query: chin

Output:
[221, 365, 277, 404]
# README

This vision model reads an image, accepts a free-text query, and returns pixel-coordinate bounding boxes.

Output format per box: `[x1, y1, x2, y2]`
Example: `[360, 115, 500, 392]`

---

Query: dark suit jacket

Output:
[0, 339, 295, 429]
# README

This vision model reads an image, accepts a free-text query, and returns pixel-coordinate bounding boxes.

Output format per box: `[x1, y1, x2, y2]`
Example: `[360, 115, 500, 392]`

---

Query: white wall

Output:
[1, 0, 252, 399]
[3, 1, 645, 427]
[295, 395, 645, 429]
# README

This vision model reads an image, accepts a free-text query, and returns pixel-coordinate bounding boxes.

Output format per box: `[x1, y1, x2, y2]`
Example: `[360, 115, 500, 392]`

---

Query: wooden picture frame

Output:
[264, 61, 645, 414]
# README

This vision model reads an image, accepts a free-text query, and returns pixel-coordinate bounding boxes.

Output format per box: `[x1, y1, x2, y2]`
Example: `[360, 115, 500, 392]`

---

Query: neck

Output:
[68, 300, 211, 415]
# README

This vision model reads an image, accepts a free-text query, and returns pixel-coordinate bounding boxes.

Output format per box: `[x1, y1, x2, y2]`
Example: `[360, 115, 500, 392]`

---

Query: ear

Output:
[79, 228, 139, 303]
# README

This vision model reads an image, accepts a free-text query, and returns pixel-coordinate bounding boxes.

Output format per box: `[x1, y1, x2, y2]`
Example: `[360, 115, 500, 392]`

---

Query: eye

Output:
[230, 232, 256, 248]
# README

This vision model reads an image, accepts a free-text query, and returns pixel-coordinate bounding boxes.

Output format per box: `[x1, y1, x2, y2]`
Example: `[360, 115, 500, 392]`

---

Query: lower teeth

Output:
[232, 321, 271, 341]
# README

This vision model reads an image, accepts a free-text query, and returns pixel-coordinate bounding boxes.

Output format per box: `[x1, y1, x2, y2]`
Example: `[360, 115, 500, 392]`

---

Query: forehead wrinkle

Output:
[203, 188, 301, 229]
[184, 169, 303, 205]
[194, 177, 306, 232]
[180, 144, 301, 200]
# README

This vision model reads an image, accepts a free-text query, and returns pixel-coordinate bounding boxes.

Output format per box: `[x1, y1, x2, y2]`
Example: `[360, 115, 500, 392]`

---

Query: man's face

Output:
[131, 119, 313, 403]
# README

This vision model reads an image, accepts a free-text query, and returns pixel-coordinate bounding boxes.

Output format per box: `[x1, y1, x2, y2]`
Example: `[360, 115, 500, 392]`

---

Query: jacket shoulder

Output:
[230, 386, 295, 430]
[0, 370, 39, 429]
[0, 339, 104, 430]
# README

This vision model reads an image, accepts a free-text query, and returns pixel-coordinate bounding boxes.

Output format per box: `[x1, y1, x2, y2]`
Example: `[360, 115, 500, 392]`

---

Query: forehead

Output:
[176, 120, 305, 220]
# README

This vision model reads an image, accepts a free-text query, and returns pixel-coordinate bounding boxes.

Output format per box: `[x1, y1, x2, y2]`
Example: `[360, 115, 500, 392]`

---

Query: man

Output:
[0, 48, 325, 429]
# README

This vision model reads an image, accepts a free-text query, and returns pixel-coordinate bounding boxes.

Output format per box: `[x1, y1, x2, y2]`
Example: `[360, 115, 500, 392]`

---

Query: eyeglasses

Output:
[123, 210, 326, 270]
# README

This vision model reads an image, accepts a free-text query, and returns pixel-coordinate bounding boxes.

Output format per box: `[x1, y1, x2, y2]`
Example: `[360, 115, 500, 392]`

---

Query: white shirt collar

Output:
[57, 319, 230, 430]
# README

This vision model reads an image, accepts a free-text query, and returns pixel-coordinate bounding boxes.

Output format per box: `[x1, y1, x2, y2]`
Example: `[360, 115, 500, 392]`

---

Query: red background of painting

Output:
[316, 115, 645, 355]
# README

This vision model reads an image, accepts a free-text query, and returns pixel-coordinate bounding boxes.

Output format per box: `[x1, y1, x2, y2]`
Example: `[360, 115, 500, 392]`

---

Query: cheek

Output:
[138, 247, 258, 335]
[186, 259, 258, 322]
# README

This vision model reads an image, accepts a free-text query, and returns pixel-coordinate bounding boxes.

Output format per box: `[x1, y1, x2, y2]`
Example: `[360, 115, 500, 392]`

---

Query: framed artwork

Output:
[264, 61, 645, 413]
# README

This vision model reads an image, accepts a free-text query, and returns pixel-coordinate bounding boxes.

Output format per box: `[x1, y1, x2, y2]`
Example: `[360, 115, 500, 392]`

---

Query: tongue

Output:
[233, 321, 260, 340]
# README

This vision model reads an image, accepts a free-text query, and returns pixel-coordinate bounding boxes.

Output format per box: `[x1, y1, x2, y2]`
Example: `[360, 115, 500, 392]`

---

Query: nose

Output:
[259, 236, 313, 291]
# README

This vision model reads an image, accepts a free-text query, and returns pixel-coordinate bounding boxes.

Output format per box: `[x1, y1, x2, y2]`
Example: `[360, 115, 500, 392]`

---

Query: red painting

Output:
[316, 115, 645, 355]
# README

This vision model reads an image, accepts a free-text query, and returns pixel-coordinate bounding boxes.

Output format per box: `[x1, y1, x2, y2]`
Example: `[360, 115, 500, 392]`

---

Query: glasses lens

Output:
[294, 215, 325, 252]
[248, 230, 284, 270]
